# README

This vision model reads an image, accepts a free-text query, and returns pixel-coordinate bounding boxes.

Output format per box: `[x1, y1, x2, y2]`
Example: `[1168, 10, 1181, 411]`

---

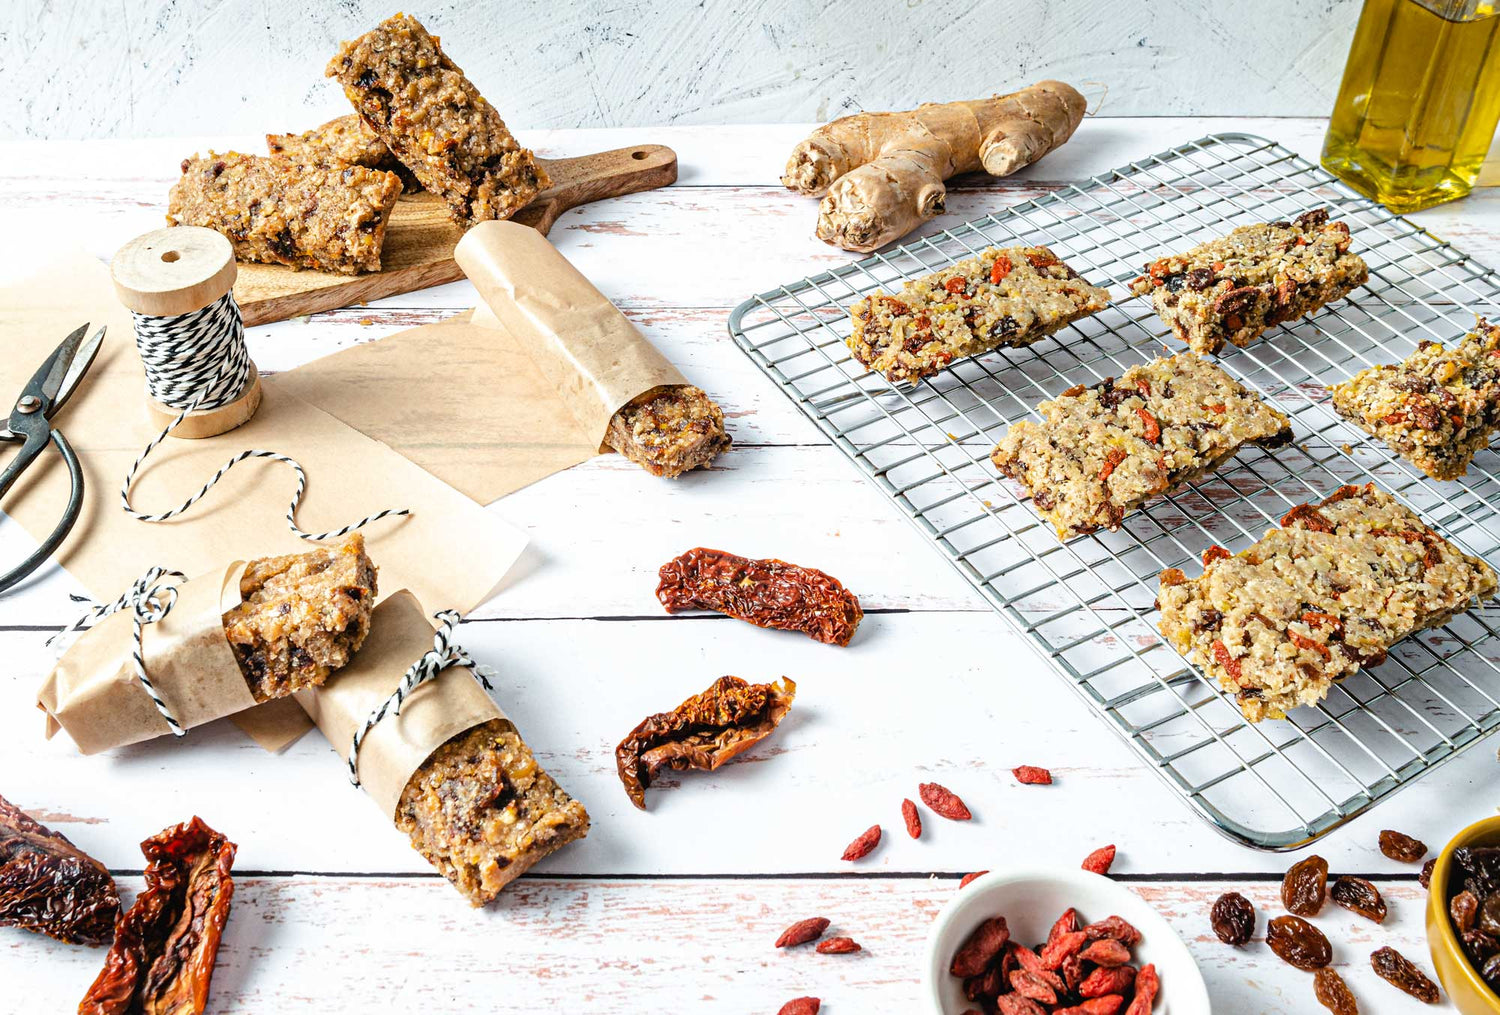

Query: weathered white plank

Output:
[3, 876, 1440, 1014]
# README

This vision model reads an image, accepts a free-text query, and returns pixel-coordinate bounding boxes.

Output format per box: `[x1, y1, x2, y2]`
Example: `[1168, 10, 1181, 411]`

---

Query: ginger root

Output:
[782, 81, 1086, 253]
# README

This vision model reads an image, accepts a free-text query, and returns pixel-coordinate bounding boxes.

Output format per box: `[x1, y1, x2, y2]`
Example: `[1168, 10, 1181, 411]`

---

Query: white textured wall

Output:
[2, 0, 1360, 138]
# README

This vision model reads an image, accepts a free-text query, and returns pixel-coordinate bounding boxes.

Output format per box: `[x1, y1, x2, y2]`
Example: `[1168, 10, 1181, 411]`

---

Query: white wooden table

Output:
[2, 118, 1496, 1013]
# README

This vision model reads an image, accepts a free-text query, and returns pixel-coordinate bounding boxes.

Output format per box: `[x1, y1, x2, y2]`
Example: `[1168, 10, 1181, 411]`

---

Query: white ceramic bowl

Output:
[923, 868, 1211, 1014]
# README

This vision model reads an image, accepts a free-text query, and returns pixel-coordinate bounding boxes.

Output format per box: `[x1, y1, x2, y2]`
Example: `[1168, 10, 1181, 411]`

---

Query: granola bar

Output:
[1327, 318, 1500, 480]
[992, 353, 1292, 539]
[395, 718, 589, 906]
[1128, 208, 1368, 354]
[604, 385, 731, 478]
[1157, 483, 1496, 721]
[848, 245, 1110, 384]
[326, 13, 550, 225]
[267, 113, 419, 191]
[167, 151, 401, 274]
[222, 534, 377, 702]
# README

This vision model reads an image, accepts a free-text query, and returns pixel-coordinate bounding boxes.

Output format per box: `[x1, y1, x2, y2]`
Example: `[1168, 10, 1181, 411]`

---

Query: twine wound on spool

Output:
[111, 227, 408, 541]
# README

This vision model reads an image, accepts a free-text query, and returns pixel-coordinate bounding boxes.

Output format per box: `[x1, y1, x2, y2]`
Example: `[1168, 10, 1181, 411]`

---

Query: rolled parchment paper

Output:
[295, 590, 501, 817]
[453, 220, 688, 451]
[38, 563, 254, 755]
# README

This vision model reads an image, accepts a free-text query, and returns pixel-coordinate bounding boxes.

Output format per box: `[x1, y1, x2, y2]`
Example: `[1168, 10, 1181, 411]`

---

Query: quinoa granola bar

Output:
[604, 385, 731, 478]
[395, 718, 589, 906]
[1128, 208, 1368, 354]
[1157, 483, 1496, 721]
[992, 353, 1292, 539]
[1327, 318, 1500, 480]
[167, 151, 402, 274]
[267, 113, 420, 191]
[326, 13, 550, 225]
[848, 245, 1110, 384]
[222, 534, 377, 702]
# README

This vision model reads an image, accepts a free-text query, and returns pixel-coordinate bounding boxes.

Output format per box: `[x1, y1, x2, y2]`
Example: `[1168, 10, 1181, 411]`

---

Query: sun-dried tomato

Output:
[1099, 447, 1127, 482]
[1212, 640, 1243, 681]
[1288, 630, 1332, 660]
[991, 255, 1014, 284]
[1135, 407, 1161, 443]
[1281, 503, 1335, 532]
[79, 817, 236, 1015]
[1202, 545, 1231, 566]
[656, 548, 863, 646]
[614, 675, 797, 809]
[0, 793, 119, 946]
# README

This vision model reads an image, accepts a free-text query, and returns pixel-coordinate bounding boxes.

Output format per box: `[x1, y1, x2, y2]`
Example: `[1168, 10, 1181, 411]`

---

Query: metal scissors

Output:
[0, 323, 106, 594]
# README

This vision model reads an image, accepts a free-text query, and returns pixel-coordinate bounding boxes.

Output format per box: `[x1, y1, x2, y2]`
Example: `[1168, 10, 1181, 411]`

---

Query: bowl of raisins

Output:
[1428, 815, 1500, 1014]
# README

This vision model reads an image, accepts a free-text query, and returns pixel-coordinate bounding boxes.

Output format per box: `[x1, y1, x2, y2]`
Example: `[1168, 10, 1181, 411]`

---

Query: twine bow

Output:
[346, 609, 494, 787]
[49, 567, 189, 736]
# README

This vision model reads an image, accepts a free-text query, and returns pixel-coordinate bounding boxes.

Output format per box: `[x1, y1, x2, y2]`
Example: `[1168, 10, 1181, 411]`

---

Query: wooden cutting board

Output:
[233, 144, 677, 326]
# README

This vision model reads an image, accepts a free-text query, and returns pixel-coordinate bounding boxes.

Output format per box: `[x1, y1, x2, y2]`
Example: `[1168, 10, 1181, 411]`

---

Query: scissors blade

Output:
[49, 325, 105, 414]
[31, 322, 93, 406]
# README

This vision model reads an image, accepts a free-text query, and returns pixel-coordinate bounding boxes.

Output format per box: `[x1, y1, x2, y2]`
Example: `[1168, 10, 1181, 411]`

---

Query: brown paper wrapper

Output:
[38, 563, 255, 755]
[295, 591, 501, 818]
[454, 220, 688, 452]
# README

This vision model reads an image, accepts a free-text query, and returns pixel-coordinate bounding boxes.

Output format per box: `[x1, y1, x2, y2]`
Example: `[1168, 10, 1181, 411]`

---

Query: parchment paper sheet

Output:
[295, 590, 503, 818]
[38, 562, 255, 754]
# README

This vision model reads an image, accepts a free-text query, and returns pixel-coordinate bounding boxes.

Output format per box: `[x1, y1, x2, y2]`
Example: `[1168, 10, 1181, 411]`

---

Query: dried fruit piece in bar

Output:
[992, 352, 1291, 539]
[656, 547, 862, 646]
[79, 817, 236, 1015]
[615, 675, 797, 810]
[1157, 483, 1497, 720]
[327, 13, 550, 225]
[1328, 319, 1500, 480]
[167, 152, 402, 274]
[267, 113, 420, 191]
[1128, 208, 1368, 354]
[395, 717, 590, 906]
[848, 245, 1110, 384]
[0, 792, 118, 946]
[222, 534, 378, 702]
[604, 385, 731, 479]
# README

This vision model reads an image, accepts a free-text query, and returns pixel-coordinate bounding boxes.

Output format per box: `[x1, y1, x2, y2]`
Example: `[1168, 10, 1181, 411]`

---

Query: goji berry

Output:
[1211, 640, 1242, 681]
[1125, 964, 1159, 1015]
[1287, 629, 1331, 660]
[901, 798, 922, 839]
[944, 276, 967, 295]
[1082, 915, 1142, 946]
[996, 997, 1046, 1015]
[1099, 447, 1127, 482]
[1010, 969, 1058, 1004]
[840, 824, 881, 861]
[1080, 938, 1131, 966]
[1207, 402, 1227, 413]
[1202, 545, 1230, 566]
[950, 916, 1010, 977]
[1057, 999, 1125, 1015]
[990, 255, 1013, 284]
[1026, 251, 1059, 269]
[1135, 407, 1161, 443]
[1135, 379, 1151, 397]
[815, 936, 861, 954]
[778, 998, 820, 1015]
[1080, 965, 1137, 998]
[1040, 929, 1088, 970]
[959, 870, 988, 889]
[1013, 765, 1053, 785]
[1046, 908, 1079, 946]
[774, 916, 829, 948]
[919, 782, 972, 821]
[1082, 844, 1117, 875]
[1302, 611, 1340, 629]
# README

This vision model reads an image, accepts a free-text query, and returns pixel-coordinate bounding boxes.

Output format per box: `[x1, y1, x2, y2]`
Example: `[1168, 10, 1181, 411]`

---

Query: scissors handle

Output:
[0, 429, 83, 595]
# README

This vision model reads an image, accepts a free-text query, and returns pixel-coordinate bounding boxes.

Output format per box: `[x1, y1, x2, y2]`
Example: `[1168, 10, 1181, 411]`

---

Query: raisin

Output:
[1330, 876, 1386, 923]
[1379, 829, 1427, 863]
[1163, 272, 1188, 292]
[1295, 207, 1331, 230]
[1370, 946, 1440, 1003]
[1282, 855, 1329, 916]
[1481, 892, 1500, 937]
[990, 315, 1020, 340]
[1267, 915, 1332, 970]
[1314, 967, 1359, 1015]
[1210, 891, 1255, 945]
[1452, 890, 1480, 933]
[1186, 267, 1214, 290]
[1420, 858, 1436, 889]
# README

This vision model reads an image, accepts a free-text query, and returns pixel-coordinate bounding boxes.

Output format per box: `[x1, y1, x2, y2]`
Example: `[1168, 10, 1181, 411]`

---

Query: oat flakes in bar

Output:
[849, 245, 1109, 384]
[222, 534, 377, 702]
[1127, 208, 1368, 354]
[167, 151, 402, 274]
[267, 113, 420, 191]
[604, 385, 731, 478]
[1157, 483, 1496, 721]
[326, 13, 549, 225]
[1327, 318, 1500, 480]
[395, 718, 590, 906]
[992, 353, 1292, 539]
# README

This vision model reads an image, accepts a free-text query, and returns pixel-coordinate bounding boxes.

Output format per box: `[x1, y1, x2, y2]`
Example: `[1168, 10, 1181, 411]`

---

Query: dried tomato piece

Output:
[775, 916, 830, 948]
[656, 548, 862, 646]
[1082, 844, 1117, 875]
[901, 798, 922, 839]
[841, 824, 881, 861]
[1013, 765, 1053, 785]
[614, 675, 797, 809]
[0, 793, 119, 946]
[919, 782, 972, 821]
[79, 817, 236, 1015]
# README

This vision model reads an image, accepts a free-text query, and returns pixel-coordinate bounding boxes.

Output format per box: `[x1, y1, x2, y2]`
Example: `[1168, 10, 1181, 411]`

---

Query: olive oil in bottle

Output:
[1322, 0, 1500, 213]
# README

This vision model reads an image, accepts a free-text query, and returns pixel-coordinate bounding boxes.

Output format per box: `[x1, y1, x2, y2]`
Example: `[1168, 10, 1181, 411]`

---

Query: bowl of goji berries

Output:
[923, 868, 1208, 1014]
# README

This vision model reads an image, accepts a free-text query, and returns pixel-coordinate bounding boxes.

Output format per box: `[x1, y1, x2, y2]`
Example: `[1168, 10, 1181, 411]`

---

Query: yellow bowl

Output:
[1429, 814, 1500, 1014]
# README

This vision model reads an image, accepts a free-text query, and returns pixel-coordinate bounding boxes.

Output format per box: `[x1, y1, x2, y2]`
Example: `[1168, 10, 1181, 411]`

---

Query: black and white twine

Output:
[48, 567, 190, 736]
[120, 291, 409, 541]
[346, 609, 495, 787]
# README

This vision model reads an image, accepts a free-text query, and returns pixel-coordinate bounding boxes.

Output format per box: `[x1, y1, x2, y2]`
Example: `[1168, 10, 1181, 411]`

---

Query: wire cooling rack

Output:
[728, 134, 1500, 850]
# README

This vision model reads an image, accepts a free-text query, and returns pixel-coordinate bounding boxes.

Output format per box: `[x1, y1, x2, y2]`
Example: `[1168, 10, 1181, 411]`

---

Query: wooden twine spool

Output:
[111, 226, 263, 439]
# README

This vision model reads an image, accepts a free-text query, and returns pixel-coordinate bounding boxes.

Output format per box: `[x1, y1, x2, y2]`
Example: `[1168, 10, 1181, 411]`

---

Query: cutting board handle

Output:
[516, 144, 678, 234]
